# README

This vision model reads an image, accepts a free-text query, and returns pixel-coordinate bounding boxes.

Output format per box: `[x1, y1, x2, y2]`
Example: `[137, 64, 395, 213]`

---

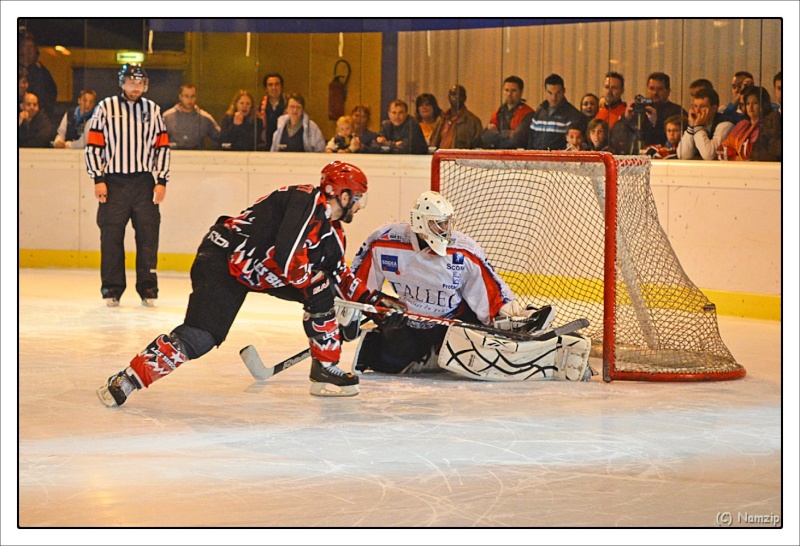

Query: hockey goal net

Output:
[431, 150, 744, 382]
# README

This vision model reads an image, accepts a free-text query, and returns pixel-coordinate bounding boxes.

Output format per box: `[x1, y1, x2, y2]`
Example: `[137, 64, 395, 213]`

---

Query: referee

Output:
[85, 64, 171, 307]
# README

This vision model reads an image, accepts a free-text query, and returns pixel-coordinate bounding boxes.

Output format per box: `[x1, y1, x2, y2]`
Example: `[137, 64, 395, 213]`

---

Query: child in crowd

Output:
[642, 114, 684, 159]
[585, 118, 609, 151]
[565, 126, 584, 151]
[326, 115, 358, 153]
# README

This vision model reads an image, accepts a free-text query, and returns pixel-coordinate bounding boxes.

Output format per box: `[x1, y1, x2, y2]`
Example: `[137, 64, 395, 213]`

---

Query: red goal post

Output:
[430, 149, 745, 382]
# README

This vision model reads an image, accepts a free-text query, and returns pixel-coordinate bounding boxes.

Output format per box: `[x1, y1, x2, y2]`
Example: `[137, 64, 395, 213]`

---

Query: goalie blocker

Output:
[438, 324, 593, 381]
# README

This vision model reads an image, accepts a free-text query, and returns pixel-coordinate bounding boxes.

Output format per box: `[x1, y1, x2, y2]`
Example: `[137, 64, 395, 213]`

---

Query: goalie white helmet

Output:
[410, 191, 455, 257]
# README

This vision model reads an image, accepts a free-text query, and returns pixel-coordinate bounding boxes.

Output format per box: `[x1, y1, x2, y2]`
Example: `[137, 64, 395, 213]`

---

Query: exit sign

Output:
[116, 51, 145, 63]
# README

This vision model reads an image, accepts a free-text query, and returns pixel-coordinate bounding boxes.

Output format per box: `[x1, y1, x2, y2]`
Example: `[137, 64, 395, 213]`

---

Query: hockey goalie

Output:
[348, 190, 594, 381]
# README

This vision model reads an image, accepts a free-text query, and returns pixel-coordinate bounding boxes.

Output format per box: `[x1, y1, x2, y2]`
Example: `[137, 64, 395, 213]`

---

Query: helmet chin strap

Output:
[334, 191, 355, 222]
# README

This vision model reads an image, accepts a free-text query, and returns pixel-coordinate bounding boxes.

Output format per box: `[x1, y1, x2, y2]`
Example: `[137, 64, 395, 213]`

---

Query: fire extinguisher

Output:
[328, 59, 351, 120]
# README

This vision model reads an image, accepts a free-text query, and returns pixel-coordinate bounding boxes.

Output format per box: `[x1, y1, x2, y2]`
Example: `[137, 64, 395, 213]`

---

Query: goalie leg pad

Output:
[438, 326, 592, 382]
[336, 305, 363, 342]
[439, 325, 560, 381]
[553, 333, 592, 381]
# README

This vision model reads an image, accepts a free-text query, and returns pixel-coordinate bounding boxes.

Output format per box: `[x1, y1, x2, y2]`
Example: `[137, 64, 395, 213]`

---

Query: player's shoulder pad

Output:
[448, 231, 489, 260]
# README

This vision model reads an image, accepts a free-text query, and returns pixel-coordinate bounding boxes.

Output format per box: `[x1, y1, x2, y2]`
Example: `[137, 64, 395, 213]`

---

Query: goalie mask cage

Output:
[431, 150, 744, 382]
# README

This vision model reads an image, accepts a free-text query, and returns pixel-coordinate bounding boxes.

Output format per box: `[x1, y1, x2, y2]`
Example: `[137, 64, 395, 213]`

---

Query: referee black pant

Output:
[96, 172, 160, 301]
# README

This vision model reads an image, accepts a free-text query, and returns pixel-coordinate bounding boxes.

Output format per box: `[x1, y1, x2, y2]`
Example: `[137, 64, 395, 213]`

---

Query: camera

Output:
[632, 94, 654, 114]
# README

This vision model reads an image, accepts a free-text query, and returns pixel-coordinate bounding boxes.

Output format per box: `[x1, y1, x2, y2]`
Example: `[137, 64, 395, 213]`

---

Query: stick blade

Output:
[239, 345, 273, 381]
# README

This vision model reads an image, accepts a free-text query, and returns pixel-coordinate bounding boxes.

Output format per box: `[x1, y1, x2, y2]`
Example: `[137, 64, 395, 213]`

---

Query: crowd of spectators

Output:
[17, 32, 782, 162]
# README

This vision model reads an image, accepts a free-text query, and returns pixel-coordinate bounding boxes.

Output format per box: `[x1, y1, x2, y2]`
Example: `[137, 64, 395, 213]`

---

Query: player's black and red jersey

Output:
[220, 184, 368, 302]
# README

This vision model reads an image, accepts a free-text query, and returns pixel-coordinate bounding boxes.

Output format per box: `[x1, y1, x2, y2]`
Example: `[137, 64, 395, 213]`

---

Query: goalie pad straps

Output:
[303, 310, 341, 363]
[438, 325, 591, 382]
[128, 334, 189, 388]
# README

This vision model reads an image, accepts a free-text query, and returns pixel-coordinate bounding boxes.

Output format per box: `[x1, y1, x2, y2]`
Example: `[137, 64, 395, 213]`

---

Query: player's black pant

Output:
[181, 231, 312, 347]
[96, 172, 160, 300]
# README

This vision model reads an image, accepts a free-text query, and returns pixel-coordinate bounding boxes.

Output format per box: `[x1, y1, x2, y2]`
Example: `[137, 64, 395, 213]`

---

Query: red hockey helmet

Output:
[319, 161, 368, 203]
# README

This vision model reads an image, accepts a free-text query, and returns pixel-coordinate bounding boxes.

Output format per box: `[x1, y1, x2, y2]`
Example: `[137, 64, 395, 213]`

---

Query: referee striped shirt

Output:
[85, 93, 171, 183]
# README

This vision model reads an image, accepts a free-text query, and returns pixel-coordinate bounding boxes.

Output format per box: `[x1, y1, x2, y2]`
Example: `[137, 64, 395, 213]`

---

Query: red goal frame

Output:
[431, 149, 745, 382]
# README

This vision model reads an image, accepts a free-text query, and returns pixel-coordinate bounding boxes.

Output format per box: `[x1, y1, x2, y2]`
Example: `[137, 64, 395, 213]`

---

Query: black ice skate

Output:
[309, 358, 359, 397]
[97, 367, 143, 407]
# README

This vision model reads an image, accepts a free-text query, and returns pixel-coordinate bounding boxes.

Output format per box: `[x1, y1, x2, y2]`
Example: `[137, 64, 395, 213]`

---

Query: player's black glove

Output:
[363, 290, 408, 330]
[300, 273, 334, 314]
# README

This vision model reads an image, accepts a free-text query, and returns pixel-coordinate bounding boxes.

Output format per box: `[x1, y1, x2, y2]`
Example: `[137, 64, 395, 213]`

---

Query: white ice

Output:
[7, 268, 797, 545]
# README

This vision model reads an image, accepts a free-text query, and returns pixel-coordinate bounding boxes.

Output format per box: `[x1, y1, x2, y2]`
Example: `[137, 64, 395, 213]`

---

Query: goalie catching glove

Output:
[493, 301, 556, 335]
[360, 290, 408, 330]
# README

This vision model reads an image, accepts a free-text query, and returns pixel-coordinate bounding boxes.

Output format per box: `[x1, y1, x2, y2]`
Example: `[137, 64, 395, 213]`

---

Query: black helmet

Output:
[118, 63, 149, 91]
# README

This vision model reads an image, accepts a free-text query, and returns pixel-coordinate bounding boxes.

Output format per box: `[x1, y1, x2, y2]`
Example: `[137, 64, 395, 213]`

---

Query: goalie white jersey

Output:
[351, 222, 515, 326]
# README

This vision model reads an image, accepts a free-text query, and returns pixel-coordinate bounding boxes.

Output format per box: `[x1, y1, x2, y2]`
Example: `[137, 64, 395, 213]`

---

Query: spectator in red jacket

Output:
[481, 75, 534, 149]
[596, 72, 627, 129]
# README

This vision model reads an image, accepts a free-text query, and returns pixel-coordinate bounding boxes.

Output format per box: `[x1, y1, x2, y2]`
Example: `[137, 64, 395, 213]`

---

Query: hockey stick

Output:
[240, 345, 309, 381]
[239, 317, 371, 381]
[334, 298, 589, 343]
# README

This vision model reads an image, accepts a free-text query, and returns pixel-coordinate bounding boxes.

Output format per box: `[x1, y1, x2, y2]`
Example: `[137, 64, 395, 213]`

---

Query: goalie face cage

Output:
[431, 150, 745, 382]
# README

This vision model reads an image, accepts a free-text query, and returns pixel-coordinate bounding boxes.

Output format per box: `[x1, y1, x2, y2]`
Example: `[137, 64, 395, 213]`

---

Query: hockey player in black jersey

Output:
[97, 161, 405, 406]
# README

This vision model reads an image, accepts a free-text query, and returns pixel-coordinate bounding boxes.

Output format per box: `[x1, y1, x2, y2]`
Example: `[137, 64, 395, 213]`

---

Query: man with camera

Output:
[611, 72, 686, 154]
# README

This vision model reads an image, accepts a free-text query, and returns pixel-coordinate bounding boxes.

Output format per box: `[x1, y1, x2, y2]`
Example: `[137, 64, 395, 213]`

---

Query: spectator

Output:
[522, 73, 585, 151]
[53, 89, 97, 149]
[720, 71, 753, 124]
[565, 127, 584, 151]
[612, 72, 686, 154]
[270, 93, 326, 152]
[18, 91, 54, 148]
[371, 99, 428, 154]
[163, 84, 221, 150]
[18, 67, 29, 109]
[481, 75, 534, 149]
[585, 118, 609, 151]
[325, 115, 358, 153]
[718, 86, 773, 161]
[596, 72, 626, 129]
[676, 87, 734, 160]
[85, 64, 170, 307]
[414, 93, 443, 146]
[429, 85, 483, 150]
[752, 71, 782, 162]
[18, 33, 57, 117]
[350, 104, 379, 152]
[258, 73, 286, 150]
[580, 93, 600, 122]
[689, 78, 715, 97]
[220, 90, 263, 151]
[641, 114, 685, 159]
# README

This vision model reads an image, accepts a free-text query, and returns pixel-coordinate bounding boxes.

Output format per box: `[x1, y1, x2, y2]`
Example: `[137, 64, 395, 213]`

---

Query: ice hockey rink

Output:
[6, 267, 796, 545]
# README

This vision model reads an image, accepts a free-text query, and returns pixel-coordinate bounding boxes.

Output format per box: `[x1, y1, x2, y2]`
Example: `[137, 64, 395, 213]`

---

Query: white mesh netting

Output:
[435, 152, 743, 381]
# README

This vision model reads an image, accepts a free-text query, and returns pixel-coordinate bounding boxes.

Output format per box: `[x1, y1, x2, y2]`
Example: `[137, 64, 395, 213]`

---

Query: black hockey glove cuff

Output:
[301, 273, 334, 314]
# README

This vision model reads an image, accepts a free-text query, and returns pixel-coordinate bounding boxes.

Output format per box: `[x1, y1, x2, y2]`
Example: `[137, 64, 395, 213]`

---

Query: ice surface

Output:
[7, 268, 796, 544]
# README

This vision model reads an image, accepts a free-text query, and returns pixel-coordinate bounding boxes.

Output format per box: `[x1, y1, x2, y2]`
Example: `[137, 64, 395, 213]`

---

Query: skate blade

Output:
[309, 382, 360, 397]
[96, 385, 118, 407]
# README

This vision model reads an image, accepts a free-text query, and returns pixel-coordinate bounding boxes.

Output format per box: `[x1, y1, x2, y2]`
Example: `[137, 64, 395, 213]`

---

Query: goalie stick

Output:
[333, 297, 589, 343]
